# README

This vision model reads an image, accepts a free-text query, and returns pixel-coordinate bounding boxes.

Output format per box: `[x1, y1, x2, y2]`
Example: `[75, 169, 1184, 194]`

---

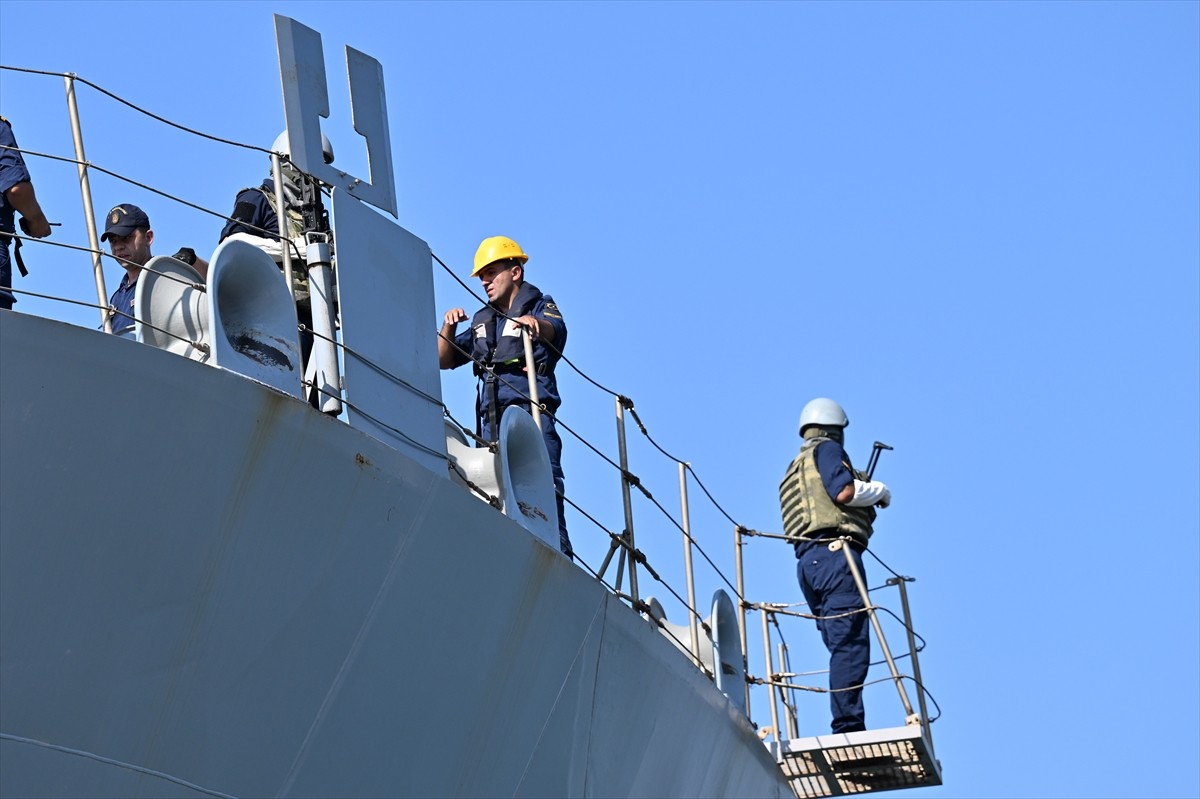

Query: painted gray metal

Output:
[0, 311, 792, 799]
[205, 239, 304, 399]
[274, 15, 397, 217]
[133, 255, 208, 362]
[333, 187, 446, 475]
[774, 725, 942, 797]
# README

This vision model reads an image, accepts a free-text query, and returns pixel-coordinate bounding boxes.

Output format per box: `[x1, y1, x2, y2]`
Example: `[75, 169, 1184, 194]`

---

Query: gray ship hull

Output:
[0, 311, 791, 798]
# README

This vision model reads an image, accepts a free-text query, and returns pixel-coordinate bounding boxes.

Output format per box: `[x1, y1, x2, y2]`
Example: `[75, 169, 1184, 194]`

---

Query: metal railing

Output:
[2, 64, 937, 751]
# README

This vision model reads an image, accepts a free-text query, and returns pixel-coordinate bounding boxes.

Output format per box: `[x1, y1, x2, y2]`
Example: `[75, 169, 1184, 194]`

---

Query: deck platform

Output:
[772, 724, 941, 797]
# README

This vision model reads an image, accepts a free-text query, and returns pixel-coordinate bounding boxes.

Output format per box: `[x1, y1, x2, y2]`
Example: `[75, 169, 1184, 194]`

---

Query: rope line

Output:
[303, 378, 448, 463]
[0, 286, 209, 352]
[743, 528, 910, 585]
[0, 66, 272, 155]
[0, 143, 298, 257]
[431, 251, 749, 600]
[0, 232, 208, 294]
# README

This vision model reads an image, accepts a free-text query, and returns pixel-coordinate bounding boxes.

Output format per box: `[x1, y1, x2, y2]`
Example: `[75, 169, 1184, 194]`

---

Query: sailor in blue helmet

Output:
[0, 116, 52, 310]
[778, 398, 892, 734]
[438, 236, 573, 559]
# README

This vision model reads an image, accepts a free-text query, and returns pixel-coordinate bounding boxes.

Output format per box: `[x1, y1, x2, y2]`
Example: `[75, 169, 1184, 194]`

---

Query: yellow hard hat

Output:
[472, 236, 529, 277]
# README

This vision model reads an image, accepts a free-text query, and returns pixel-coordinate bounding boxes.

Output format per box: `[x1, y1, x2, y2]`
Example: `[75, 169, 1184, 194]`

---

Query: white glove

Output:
[848, 479, 891, 508]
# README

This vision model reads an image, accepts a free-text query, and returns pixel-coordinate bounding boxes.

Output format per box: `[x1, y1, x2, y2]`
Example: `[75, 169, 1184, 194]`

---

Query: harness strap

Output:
[13, 236, 27, 277]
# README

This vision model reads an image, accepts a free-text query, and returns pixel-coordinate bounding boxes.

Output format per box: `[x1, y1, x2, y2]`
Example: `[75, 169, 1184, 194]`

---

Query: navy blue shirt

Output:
[107, 273, 137, 335]
[449, 282, 567, 414]
[813, 439, 856, 501]
[0, 118, 33, 307]
[219, 179, 278, 242]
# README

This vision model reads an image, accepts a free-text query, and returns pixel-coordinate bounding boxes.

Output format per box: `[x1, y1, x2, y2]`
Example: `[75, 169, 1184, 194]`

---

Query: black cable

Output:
[1, 144, 301, 260]
[433, 252, 756, 603]
[0, 66, 271, 155]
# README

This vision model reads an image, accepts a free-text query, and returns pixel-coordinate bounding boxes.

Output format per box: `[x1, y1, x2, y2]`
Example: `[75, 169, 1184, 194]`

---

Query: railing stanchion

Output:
[838, 539, 916, 721]
[734, 524, 751, 717]
[892, 576, 933, 750]
[270, 153, 295, 305]
[779, 641, 798, 739]
[268, 153, 304, 393]
[521, 328, 542, 431]
[614, 397, 638, 604]
[64, 74, 109, 332]
[678, 462, 699, 660]
[760, 605, 780, 744]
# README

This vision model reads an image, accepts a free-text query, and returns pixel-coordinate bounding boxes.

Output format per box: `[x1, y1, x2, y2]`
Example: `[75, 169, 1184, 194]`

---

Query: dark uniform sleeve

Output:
[0, 119, 31, 307]
[813, 440, 855, 502]
[218, 185, 278, 242]
[535, 294, 567, 356]
[448, 325, 474, 369]
[0, 120, 32, 199]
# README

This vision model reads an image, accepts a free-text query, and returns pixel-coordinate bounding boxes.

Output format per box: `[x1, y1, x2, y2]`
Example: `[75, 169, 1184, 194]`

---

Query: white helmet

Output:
[798, 398, 848, 436]
[271, 130, 335, 165]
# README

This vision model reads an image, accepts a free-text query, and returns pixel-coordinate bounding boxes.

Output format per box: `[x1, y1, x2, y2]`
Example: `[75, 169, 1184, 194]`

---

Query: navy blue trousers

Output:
[482, 409, 573, 559]
[796, 541, 870, 733]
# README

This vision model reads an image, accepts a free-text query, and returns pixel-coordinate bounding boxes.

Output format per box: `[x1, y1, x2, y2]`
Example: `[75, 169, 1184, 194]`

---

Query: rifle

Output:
[865, 441, 893, 480]
[299, 174, 330, 238]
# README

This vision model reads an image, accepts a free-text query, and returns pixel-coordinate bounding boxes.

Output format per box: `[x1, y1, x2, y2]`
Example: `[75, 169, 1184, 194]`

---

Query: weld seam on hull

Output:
[275, 479, 441, 797]
[512, 595, 608, 795]
[0, 732, 238, 799]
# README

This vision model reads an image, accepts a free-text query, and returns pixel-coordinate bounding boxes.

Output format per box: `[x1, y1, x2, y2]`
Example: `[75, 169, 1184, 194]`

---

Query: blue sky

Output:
[2, 2, 1198, 797]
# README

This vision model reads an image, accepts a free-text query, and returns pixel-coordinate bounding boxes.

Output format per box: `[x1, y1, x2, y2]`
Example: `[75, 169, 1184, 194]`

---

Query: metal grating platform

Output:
[773, 725, 942, 797]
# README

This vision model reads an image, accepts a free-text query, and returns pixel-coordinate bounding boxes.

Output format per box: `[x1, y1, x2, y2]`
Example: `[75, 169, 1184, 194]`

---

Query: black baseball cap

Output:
[100, 204, 151, 242]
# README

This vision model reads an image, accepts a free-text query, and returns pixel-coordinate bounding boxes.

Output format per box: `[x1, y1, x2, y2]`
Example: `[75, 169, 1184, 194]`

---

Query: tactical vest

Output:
[241, 171, 314, 302]
[778, 436, 874, 547]
[251, 184, 305, 241]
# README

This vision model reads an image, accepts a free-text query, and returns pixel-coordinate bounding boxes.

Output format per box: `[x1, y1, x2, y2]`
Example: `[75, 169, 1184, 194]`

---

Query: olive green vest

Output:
[251, 170, 311, 303]
[778, 437, 874, 547]
[255, 185, 306, 242]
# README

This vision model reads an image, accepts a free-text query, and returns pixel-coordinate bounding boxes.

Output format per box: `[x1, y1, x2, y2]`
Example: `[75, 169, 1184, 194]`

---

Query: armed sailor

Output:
[778, 398, 892, 734]
[218, 131, 336, 379]
[218, 131, 334, 263]
[438, 236, 573, 559]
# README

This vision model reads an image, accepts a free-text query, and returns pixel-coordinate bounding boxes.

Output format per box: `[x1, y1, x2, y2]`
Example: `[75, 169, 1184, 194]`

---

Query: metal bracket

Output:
[274, 14, 398, 217]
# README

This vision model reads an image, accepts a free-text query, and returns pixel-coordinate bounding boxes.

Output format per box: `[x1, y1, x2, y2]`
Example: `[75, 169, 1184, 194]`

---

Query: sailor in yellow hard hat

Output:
[438, 236, 572, 558]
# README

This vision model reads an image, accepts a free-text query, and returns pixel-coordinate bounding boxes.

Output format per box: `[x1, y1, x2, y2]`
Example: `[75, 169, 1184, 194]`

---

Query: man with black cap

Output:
[100, 203, 154, 335]
[100, 203, 207, 335]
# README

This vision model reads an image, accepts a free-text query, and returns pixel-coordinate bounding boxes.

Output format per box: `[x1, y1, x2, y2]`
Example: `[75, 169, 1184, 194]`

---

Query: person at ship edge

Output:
[100, 203, 207, 336]
[437, 236, 573, 559]
[0, 116, 52, 310]
[217, 130, 335, 268]
[218, 131, 336, 367]
[101, 204, 155, 335]
[778, 397, 891, 735]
